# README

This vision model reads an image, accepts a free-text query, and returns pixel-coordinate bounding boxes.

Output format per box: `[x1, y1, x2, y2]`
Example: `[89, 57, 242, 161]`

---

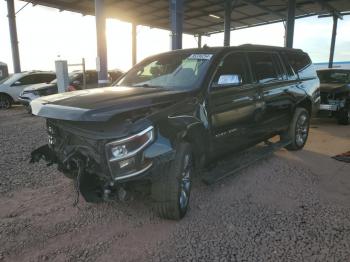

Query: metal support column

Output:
[95, 0, 109, 86]
[224, 0, 232, 47]
[328, 15, 338, 68]
[132, 23, 137, 66]
[198, 34, 202, 48]
[285, 0, 296, 48]
[7, 0, 21, 73]
[170, 0, 183, 50]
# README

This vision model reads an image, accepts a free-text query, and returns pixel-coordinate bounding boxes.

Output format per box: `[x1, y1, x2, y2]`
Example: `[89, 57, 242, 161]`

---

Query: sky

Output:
[0, 1, 350, 73]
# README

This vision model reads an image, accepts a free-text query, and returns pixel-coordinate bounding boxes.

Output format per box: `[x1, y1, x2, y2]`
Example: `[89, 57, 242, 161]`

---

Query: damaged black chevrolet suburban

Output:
[30, 45, 320, 220]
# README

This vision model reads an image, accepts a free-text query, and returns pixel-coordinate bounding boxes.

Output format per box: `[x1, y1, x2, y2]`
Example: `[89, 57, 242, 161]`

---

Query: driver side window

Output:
[212, 53, 249, 88]
[12, 75, 37, 86]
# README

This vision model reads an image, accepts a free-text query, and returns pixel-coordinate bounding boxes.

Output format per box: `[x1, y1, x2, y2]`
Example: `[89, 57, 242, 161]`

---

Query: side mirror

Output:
[212, 74, 242, 89]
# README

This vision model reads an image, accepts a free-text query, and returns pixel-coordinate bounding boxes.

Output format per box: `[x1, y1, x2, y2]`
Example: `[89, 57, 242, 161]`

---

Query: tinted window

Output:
[248, 52, 280, 83]
[212, 52, 249, 88]
[285, 52, 314, 79]
[86, 71, 98, 84]
[281, 52, 298, 80]
[16, 74, 55, 86]
[36, 74, 56, 83]
[16, 75, 38, 85]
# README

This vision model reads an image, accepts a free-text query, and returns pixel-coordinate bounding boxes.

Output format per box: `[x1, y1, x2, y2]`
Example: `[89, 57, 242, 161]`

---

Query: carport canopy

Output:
[21, 0, 350, 35]
[6, 0, 350, 82]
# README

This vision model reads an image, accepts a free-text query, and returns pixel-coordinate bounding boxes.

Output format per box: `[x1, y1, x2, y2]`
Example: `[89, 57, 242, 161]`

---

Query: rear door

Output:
[208, 51, 262, 154]
[248, 51, 292, 135]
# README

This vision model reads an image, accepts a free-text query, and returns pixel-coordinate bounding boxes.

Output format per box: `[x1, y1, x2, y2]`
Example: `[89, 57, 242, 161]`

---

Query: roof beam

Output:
[239, 0, 285, 19]
[201, 12, 318, 35]
[30, 0, 93, 15]
[314, 0, 343, 19]
[188, 4, 291, 32]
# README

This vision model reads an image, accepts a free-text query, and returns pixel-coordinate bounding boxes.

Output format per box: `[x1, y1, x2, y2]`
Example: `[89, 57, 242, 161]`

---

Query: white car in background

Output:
[0, 71, 56, 109]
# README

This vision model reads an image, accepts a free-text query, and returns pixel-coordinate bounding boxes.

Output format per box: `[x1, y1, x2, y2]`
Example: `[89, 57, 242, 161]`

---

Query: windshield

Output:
[318, 70, 350, 84]
[116, 53, 214, 90]
[50, 72, 82, 84]
[0, 73, 21, 85]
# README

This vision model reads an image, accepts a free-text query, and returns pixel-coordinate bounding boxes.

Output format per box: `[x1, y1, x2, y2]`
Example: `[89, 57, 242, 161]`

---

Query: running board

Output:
[202, 139, 291, 185]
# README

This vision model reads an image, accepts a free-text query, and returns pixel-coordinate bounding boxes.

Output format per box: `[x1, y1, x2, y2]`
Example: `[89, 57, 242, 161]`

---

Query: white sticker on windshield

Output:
[188, 54, 213, 60]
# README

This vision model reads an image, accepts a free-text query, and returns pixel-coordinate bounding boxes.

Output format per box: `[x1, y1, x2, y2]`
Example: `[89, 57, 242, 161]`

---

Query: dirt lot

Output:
[1, 107, 350, 262]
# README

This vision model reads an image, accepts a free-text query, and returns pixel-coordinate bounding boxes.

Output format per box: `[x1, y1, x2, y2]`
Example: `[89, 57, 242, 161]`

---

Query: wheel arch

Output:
[0, 92, 14, 102]
[162, 115, 209, 170]
[296, 97, 312, 116]
[181, 123, 209, 169]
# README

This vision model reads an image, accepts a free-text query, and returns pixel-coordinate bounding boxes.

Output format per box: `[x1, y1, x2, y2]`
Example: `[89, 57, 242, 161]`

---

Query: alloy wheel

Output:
[179, 153, 192, 210]
[0, 96, 10, 109]
[295, 113, 308, 147]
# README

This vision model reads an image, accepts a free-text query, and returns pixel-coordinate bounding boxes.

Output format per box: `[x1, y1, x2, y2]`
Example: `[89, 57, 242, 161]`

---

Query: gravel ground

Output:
[0, 107, 350, 262]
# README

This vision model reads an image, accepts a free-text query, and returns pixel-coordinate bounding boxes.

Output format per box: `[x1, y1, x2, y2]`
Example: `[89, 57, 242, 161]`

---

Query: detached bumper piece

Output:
[30, 145, 57, 165]
[319, 104, 339, 111]
[202, 139, 291, 185]
[332, 151, 350, 163]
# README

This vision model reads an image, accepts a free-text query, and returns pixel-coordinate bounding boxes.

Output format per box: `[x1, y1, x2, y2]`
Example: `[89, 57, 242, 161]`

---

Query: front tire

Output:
[0, 94, 12, 109]
[152, 142, 193, 220]
[337, 107, 350, 125]
[282, 107, 310, 151]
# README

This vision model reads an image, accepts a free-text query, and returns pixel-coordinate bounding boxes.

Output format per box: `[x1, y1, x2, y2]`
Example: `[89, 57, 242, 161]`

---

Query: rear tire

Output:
[0, 94, 12, 109]
[282, 107, 310, 151]
[337, 108, 350, 125]
[151, 142, 193, 220]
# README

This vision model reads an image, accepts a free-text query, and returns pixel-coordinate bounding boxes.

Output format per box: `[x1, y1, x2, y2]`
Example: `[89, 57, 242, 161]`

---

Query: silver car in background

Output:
[0, 71, 56, 109]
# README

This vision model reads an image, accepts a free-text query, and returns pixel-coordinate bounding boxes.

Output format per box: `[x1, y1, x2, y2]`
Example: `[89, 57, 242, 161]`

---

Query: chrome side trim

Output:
[114, 162, 153, 181]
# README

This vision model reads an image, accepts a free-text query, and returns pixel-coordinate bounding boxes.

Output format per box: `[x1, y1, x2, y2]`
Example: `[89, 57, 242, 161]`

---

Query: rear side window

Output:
[280, 53, 298, 80]
[248, 52, 281, 84]
[212, 52, 250, 88]
[87, 72, 98, 84]
[285, 52, 315, 79]
[36, 74, 56, 83]
[16, 75, 38, 85]
[16, 74, 55, 86]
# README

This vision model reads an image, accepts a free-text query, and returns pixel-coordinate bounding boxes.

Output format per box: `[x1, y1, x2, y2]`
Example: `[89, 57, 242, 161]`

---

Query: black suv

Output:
[30, 45, 320, 220]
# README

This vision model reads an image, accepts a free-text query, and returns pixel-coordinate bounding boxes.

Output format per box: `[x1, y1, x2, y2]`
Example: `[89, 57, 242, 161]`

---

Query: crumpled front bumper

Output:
[30, 124, 176, 184]
[18, 93, 40, 106]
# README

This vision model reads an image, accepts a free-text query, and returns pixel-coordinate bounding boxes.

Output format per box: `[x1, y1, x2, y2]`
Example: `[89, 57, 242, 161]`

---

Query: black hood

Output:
[31, 86, 190, 122]
[320, 83, 350, 93]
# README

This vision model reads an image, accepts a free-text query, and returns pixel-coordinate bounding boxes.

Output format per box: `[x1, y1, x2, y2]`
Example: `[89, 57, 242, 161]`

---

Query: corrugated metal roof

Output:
[24, 0, 350, 35]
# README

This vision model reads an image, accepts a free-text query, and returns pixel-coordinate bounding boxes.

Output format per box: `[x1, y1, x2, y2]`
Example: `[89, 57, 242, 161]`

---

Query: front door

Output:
[208, 52, 262, 156]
